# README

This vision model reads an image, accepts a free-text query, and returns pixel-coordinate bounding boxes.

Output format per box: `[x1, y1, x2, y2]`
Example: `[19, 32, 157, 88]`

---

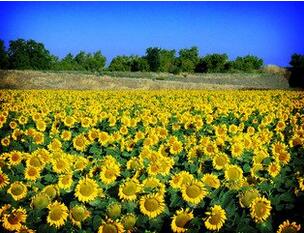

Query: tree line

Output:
[0, 38, 264, 73]
[0, 38, 303, 87]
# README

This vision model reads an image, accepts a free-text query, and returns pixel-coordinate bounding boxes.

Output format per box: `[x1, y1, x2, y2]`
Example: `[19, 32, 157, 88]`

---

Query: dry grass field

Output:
[0, 70, 290, 90]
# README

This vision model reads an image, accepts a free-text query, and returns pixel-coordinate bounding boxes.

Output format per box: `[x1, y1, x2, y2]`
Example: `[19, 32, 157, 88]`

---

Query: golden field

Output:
[0, 90, 303, 233]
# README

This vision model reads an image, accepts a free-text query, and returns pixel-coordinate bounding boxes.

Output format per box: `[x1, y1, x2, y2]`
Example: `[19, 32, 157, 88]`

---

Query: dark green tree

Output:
[8, 39, 53, 70]
[129, 56, 149, 72]
[288, 53, 304, 88]
[145, 47, 161, 72]
[0, 39, 9, 69]
[159, 49, 176, 72]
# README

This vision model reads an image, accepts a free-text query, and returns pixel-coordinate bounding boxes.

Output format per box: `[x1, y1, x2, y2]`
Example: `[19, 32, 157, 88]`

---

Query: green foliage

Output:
[288, 53, 304, 88]
[196, 53, 229, 73]
[231, 55, 263, 72]
[177, 46, 199, 73]
[8, 39, 53, 70]
[146, 47, 161, 72]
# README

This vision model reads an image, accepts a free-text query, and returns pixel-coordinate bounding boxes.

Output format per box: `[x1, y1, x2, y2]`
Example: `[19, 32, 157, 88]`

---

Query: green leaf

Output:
[92, 215, 102, 231]
[242, 163, 251, 173]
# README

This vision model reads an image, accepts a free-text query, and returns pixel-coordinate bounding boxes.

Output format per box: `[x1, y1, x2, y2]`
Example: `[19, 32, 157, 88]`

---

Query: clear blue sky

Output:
[1, 1, 304, 66]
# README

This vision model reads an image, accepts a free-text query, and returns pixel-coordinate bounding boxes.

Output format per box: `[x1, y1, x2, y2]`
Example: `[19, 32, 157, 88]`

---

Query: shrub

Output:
[231, 55, 263, 72]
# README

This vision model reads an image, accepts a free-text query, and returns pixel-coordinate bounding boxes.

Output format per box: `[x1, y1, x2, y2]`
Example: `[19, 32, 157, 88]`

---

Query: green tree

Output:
[129, 56, 149, 72]
[231, 55, 263, 72]
[177, 46, 199, 73]
[74, 51, 106, 72]
[159, 49, 176, 72]
[108, 56, 131, 71]
[145, 47, 161, 72]
[0, 39, 9, 69]
[196, 53, 229, 73]
[8, 39, 53, 70]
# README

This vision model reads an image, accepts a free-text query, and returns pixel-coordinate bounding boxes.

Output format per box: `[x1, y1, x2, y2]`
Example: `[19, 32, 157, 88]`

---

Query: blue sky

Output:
[0, 1, 304, 66]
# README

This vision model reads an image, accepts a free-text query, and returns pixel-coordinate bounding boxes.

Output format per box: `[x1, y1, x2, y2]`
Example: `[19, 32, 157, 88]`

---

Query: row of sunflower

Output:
[0, 90, 303, 233]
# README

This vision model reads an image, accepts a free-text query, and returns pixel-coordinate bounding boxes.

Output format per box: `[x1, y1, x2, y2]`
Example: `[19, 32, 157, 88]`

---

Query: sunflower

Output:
[250, 196, 272, 223]
[48, 138, 62, 151]
[2, 207, 27, 231]
[52, 157, 71, 174]
[36, 120, 47, 132]
[73, 156, 89, 171]
[15, 225, 35, 233]
[0, 169, 10, 189]
[1, 137, 10, 147]
[212, 153, 229, 170]
[106, 202, 121, 219]
[7, 182, 27, 201]
[100, 164, 120, 185]
[276, 220, 301, 233]
[33, 131, 44, 144]
[170, 140, 183, 155]
[69, 205, 90, 228]
[120, 213, 137, 231]
[224, 165, 243, 181]
[230, 143, 244, 158]
[204, 205, 227, 231]
[275, 151, 291, 165]
[171, 208, 194, 233]
[75, 177, 99, 203]
[47, 201, 69, 228]
[63, 116, 75, 128]
[239, 189, 260, 208]
[58, 173, 73, 190]
[24, 166, 41, 181]
[8, 151, 23, 166]
[73, 134, 89, 152]
[268, 162, 281, 177]
[118, 179, 141, 201]
[43, 184, 59, 200]
[61, 130, 72, 141]
[31, 193, 51, 209]
[202, 174, 221, 189]
[139, 193, 165, 218]
[99, 131, 110, 145]
[181, 180, 207, 205]
[98, 219, 124, 233]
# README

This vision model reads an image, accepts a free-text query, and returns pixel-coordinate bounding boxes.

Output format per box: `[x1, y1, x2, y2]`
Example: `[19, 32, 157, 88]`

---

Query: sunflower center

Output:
[11, 153, 20, 162]
[105, 170, 115, 179]
[144, 198, 159, 211]
[175, 214, 191, 228]
[102, 224, 118, 233]
[61, 175, 71, 185]
[11, 184, 24, 195]
[255, 202, 267, 217]
[80, 183, 94, 196]
[28, 167, 37, 176]
[49, 207, 63, 221]
[122, 182, 136, 196]
[227, 168, 241, 180]
[186, 184, 201, 198]
[215, 157, 226, 166]
[208, 212, 221, 225]
[8, 214, 20, 225]
[30, 157, 42, 167]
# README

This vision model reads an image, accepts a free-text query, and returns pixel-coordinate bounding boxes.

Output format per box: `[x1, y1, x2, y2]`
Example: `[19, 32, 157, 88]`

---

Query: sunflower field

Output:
[0, 90, 303, 233]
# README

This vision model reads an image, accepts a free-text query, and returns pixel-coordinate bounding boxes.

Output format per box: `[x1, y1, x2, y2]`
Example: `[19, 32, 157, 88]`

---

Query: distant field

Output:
[0, 70, 290, 90]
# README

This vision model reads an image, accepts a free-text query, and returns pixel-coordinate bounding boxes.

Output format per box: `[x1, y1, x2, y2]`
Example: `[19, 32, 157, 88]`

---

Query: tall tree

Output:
[145, 47, 161, 72]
